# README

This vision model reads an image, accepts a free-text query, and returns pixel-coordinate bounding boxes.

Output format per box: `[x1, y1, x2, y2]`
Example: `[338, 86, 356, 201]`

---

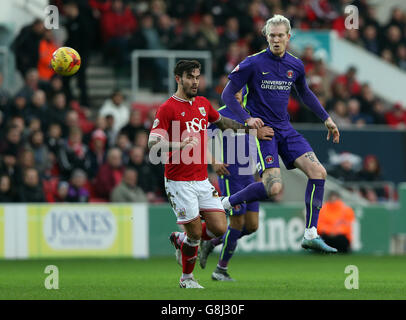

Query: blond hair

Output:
[262, 14, 291, 36]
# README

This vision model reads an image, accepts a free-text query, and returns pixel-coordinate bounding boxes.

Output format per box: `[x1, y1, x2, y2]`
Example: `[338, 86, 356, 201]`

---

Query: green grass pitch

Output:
[0, 254, 405, 299]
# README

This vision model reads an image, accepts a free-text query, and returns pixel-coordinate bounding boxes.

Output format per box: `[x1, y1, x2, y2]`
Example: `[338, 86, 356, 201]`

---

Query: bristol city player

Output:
[148, 60, 273, 288]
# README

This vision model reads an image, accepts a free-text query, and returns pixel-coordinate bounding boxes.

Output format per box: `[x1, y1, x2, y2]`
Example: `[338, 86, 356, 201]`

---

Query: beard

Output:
[181, 80, 198, 98]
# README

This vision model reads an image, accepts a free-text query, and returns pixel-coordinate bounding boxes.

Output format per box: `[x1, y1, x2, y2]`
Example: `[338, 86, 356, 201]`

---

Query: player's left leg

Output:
[294, 151, 337, 253]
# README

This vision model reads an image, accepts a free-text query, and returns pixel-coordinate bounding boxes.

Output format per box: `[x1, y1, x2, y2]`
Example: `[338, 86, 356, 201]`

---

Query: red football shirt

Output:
[150, 95, 221, 181]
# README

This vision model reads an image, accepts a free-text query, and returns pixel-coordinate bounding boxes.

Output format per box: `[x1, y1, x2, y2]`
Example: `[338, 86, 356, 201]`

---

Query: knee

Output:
[309, 166, 327, 180]
[209, 221, 227, 237]
[230, 216, 245, 231]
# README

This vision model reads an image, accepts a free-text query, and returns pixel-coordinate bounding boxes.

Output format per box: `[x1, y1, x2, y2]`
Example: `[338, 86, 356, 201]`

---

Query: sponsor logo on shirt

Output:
[261, 80, 292, 91]
[185, 118, 207, 133]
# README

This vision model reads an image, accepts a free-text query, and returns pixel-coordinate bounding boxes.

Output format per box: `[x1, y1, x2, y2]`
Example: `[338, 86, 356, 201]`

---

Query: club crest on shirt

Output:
[198, 107, 206, 116]
[152, 119, 159, 128]
[287, 70, 294, 79]
[265, 155, 274, 164]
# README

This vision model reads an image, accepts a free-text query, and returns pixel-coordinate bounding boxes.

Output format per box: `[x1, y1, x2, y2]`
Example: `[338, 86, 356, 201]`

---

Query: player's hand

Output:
[180, 136, 199, 149]
[257, 126, 274, 141]
[325, 117, 340, 143]
[213, 163, 230, 176]
[246, 117, 264, 129]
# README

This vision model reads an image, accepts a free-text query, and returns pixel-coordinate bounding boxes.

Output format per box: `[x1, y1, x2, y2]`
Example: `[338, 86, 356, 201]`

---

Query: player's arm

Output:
[294, 66, 340, 143]
[206, 123, 230, 176]
[222, 81, 264, 129]
[215, 116, 274, 140]
[148, 134, 198, 151]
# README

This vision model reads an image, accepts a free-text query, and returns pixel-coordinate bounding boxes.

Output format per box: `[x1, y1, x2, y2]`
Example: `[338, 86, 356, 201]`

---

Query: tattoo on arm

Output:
[304, 152, 321, 166]
[263, 170, 282, 197]
[216, 116, 249, 133]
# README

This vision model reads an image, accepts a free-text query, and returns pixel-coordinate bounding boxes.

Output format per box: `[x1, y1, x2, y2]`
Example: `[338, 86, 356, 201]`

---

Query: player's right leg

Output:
[164, 178, 204, 288]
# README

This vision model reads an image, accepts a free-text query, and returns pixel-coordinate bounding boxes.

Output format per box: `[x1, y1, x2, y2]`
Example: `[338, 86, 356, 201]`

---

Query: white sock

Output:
[221, 197, 232, 210]
[304, 227, 318, 240]
[181, 273, 193, 280]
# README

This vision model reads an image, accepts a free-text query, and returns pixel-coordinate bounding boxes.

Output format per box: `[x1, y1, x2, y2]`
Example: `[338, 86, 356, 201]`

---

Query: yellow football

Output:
[51, 47, 81, 76]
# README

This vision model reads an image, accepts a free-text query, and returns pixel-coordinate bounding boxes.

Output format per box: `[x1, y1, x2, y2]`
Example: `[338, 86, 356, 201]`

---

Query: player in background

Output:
[199, 89, 265, 281]
[220, 14, 341, 253]
[148, 60, 273, 288]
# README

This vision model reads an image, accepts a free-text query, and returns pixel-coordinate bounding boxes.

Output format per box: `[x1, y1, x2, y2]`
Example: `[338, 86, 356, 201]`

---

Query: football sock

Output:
[239, 226, 252, 238]
[201, 222, 215, 240]
[181, 236, 199, 278]
[218, 226, 241, 269]
[229, 182, 268, 207]
[305, 179, 325, 231]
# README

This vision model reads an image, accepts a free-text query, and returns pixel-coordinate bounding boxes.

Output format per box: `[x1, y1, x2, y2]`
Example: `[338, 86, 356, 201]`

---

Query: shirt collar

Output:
[266, 47, 286, 61]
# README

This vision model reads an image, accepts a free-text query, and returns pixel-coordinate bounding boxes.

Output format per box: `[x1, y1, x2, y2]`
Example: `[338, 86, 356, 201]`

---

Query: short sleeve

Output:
[227, 57, 254, 90]
[207, 102, 221, 124]
[149, 105, 171, 139]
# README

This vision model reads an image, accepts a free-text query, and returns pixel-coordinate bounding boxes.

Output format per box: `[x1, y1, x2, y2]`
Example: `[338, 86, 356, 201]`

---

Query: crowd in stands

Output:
[2, 0, 405, 203]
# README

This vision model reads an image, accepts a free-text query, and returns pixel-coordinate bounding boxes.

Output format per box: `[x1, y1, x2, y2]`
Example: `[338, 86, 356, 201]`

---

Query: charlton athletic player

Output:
[220, 14, 341, 253]
[148, 60, 273, 288]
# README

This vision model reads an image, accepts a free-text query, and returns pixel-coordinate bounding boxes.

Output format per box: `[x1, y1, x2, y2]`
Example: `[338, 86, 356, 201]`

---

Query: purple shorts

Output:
[256, 125, 312, 175]
[218, 174, 260, 216]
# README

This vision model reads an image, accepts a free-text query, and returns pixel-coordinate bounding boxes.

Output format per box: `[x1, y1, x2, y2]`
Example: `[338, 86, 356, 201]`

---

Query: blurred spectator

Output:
[358, 154, 385, 202]
[383, 25, 403, 55]
[0, 73, 10, 114]
[370, 99, 387, 125]
[49, 92, 69, 130]
[120, 109, 146, 143]
[104, 114, 116, 147]
[332, 66, 361, 97]
[37, 29, 58, 81]
[347, 98, 372, 127]
[385, 102, 406, 129]
[28, 90, 49, 130]
[62, 0, 91, 106]
[45, 74, 64, 101]
[55, 181, 69, 202]
[46, 123, 64, 156]
[361, 24, 380, 55]
[157, 14, 177, 50]
[200, 14, 220, 52]
[58, 126, 91, 180]
[110, 167, 147, 202]
[317, 191, 355, 253]
[67, 169, 89, 202]
[0, 125, 23, 158]
[98, 0, 138, 67]
[0, 175, 17, 202]
[127, 146, 158, 200]
[329, 100, 351, 128]
[381, 48, 395, 64]
[11, 19, 45, 78]
[397, 44, 406, 71]
[26, 130, 49, 175]
[16, 69, 45, 102]
[329, 152, 361, 183]
[93, 147, 124, 200]
[18, 167, 45, 202]
[134, 130, 149, 150]
[99, 90, 130, 133]
[115, 132, 131, 164]
[0, 150, 18, 184]
[88, 129, 107, 179]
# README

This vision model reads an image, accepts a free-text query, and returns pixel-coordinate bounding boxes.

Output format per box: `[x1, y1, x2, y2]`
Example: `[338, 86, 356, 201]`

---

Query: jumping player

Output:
[199, 89, 266, 281]
[148, 60, 273, 288]
[220, 15, 341, 253]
